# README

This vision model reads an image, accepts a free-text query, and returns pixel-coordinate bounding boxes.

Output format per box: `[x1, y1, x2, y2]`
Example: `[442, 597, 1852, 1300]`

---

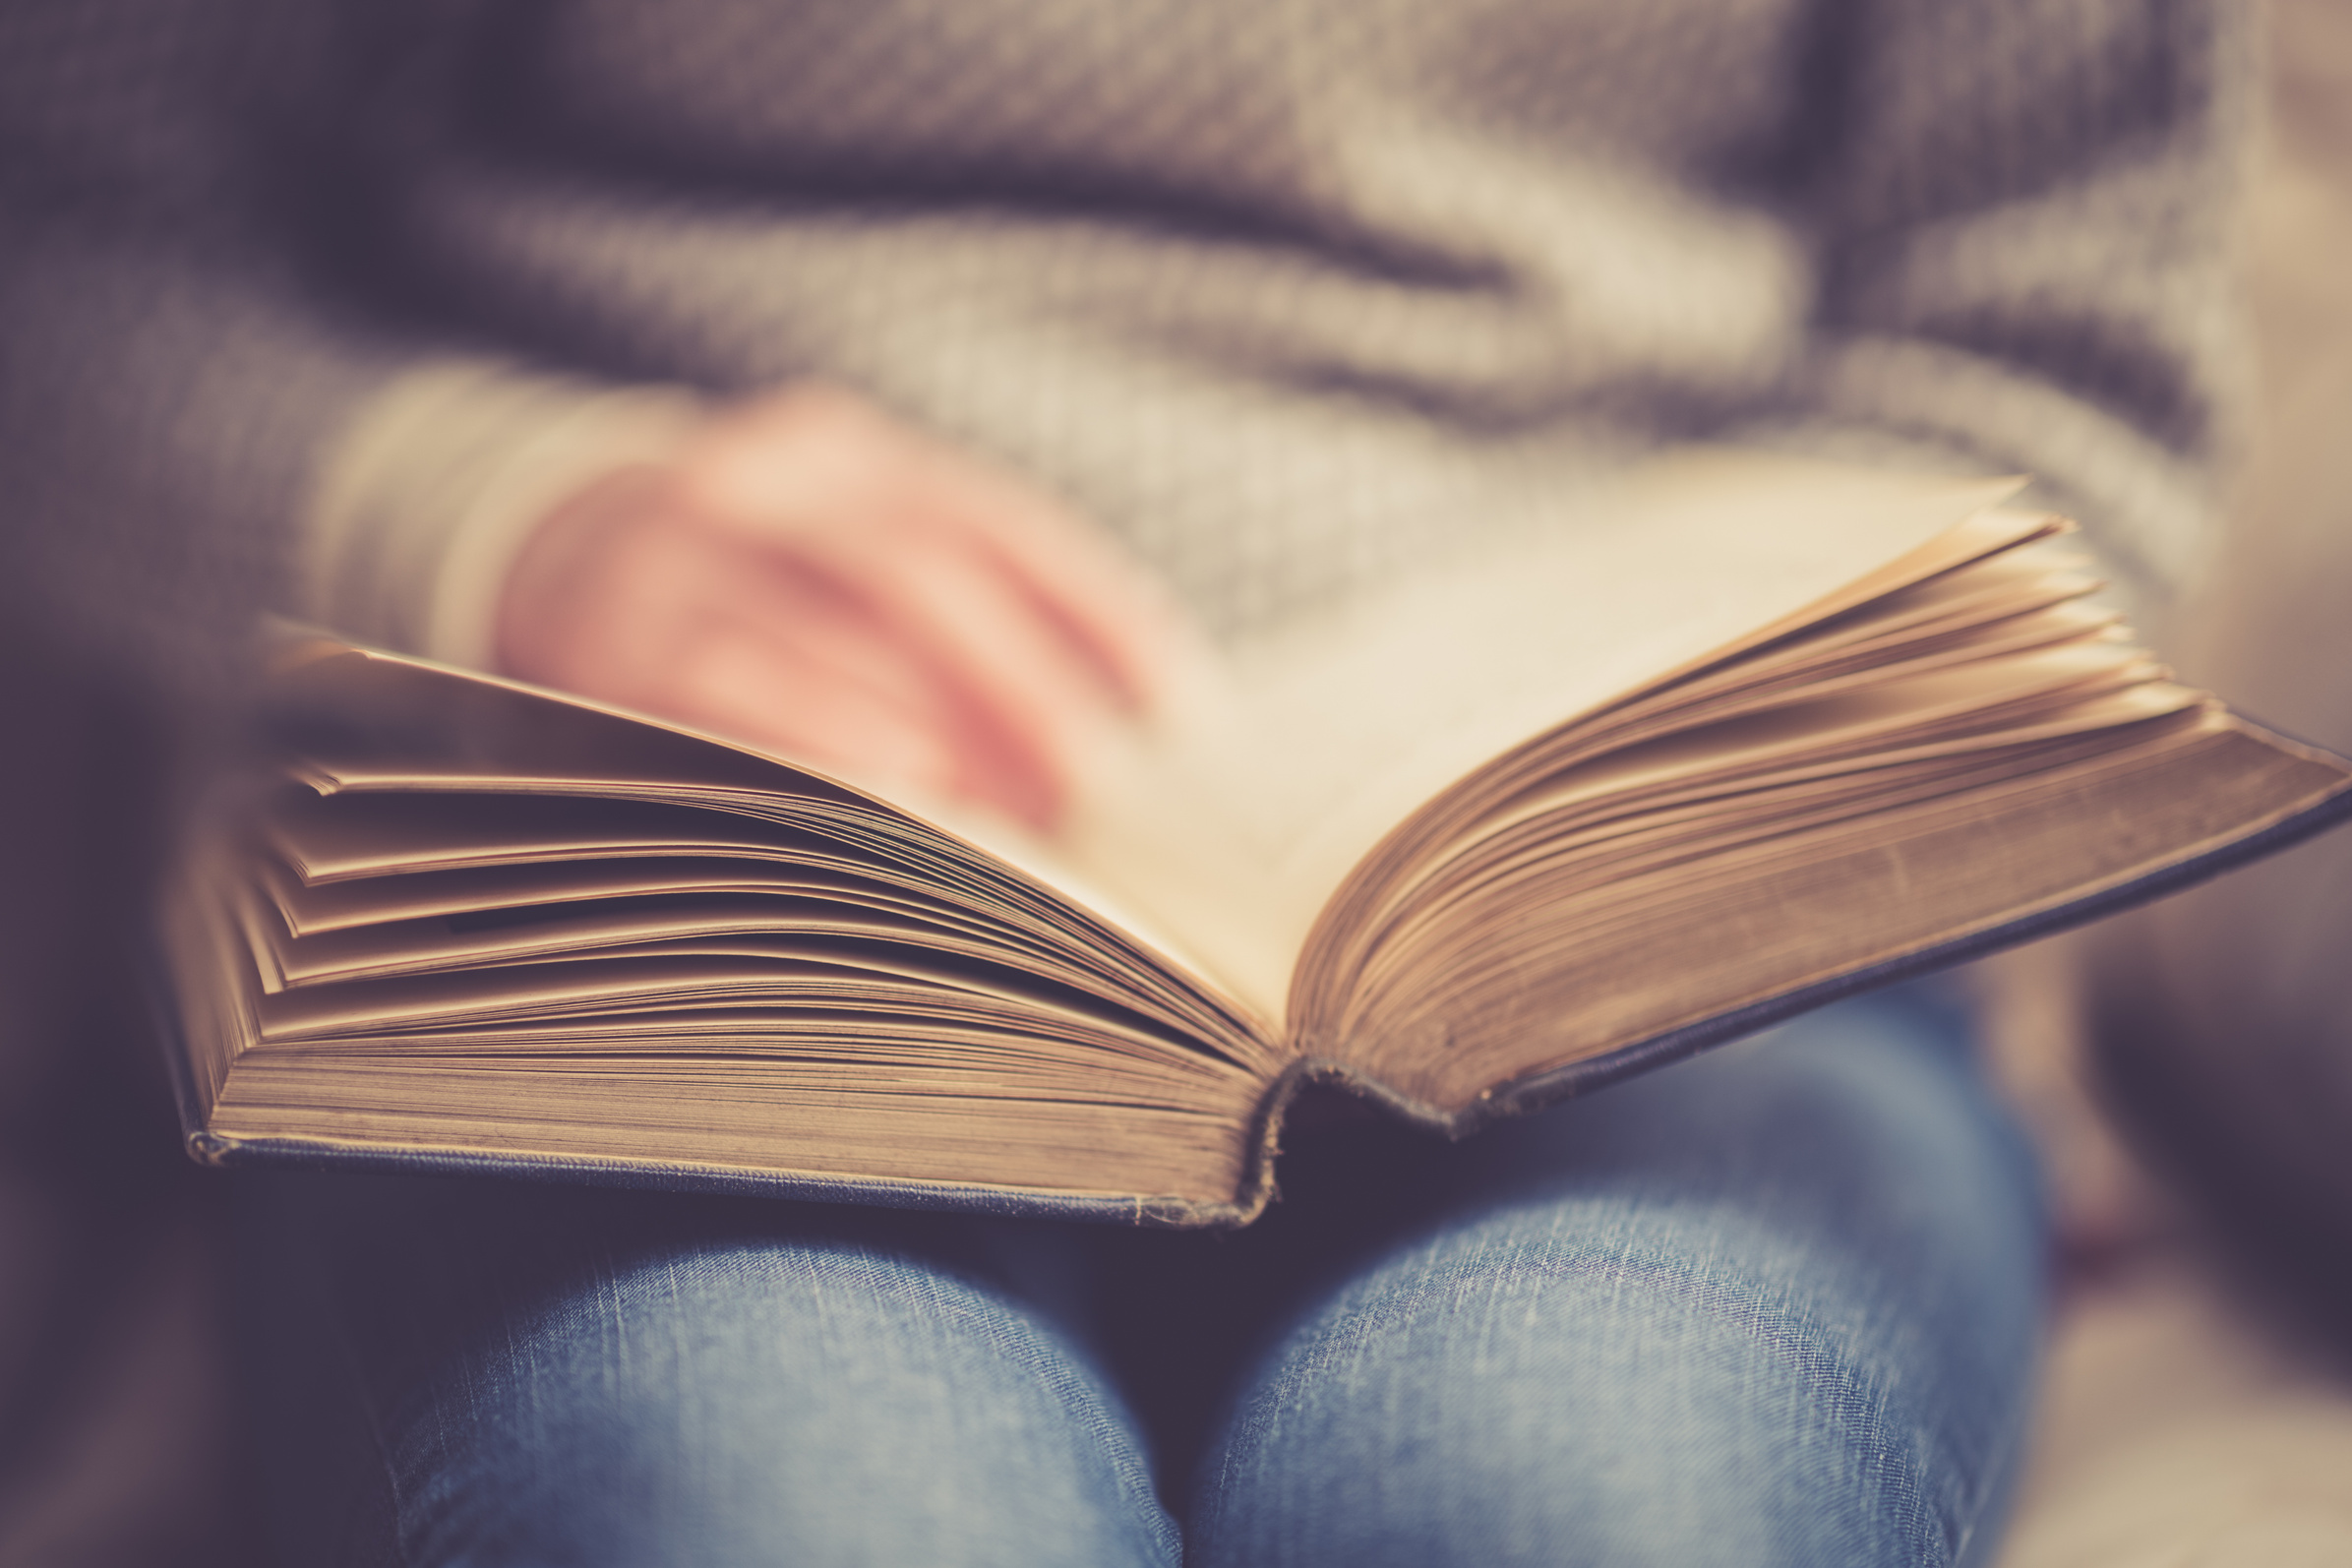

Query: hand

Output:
[494, 386, 1194, 831]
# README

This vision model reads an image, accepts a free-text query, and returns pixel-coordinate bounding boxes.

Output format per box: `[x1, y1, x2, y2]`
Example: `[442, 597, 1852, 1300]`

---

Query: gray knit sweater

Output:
[0, 0, 2252, 689]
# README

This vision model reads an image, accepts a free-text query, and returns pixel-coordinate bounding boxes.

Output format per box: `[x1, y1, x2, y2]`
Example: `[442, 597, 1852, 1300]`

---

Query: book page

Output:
[259, 636, 1281, 1055]
[1054, 452, 2026, 1015]
[254, 454, 2023, 1032]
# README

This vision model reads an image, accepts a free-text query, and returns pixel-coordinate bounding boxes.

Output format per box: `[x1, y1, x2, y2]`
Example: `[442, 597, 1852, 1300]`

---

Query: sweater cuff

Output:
[302, 358, 706, 671]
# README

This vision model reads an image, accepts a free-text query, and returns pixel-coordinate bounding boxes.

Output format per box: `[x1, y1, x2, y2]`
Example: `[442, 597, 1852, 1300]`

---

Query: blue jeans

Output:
[237, 990, 2045, 1566]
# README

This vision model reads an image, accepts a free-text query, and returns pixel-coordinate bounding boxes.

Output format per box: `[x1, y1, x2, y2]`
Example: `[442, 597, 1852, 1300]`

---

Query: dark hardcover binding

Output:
[153, 756, 2352, 1229]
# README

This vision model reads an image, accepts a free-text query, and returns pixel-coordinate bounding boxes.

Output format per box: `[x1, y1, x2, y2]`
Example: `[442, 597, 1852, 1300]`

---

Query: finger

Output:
[513, 506, 960, 776]
[497, 460, 1076, 825]
[669, 623, 961, 801]
[895, 446, 1198, 713]
[666, 537, 1072, 825]
[769, 513, 1116, 798]
[687, 388, 1196, 714]
[677, 617, 1066, 828]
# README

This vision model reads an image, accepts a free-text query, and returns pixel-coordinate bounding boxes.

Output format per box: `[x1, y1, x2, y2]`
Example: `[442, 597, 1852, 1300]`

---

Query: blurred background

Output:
[1973, 4, 2352, 1558]
[3, 3, 2352, 1563]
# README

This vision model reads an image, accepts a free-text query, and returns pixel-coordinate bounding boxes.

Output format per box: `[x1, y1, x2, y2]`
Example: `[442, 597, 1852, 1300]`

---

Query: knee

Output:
[1190, 1038, 2041, 1568]
[384, 1232, 1173, 1567]
[1195, 1227, 2004, 1567]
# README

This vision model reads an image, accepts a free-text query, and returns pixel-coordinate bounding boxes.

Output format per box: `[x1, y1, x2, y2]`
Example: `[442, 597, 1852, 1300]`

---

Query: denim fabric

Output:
[237, 989, 2044, 1567]
[1185, 994, 2042, 1568]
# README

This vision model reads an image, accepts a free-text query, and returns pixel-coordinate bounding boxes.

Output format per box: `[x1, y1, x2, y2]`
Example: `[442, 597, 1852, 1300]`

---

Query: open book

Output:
[158, 454, 2352, 1225]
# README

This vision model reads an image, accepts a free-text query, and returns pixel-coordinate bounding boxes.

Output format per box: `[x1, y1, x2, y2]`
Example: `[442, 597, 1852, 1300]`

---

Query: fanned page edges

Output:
[181, 640, 1286, 1207]
[164, 476, 2352, 1225]
[1273, 508, 2352, 1108]
[160, 736, 2352, 1236]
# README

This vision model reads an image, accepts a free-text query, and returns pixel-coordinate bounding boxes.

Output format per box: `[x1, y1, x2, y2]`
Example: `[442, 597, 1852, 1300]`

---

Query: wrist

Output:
[302, 359, 706, 668]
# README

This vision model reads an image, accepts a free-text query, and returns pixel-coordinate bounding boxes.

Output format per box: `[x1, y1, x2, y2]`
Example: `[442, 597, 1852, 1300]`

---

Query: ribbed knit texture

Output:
[0, 0, 2253, 680]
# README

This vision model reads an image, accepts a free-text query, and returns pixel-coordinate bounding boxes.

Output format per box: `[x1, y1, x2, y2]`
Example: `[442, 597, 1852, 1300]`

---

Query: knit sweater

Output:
[0, 0, 2253, 688]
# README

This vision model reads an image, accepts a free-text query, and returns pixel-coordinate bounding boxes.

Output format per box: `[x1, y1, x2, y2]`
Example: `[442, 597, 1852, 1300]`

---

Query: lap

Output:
[1188, 990, 2045, 1568]
[238, 988, 2045, 1568]
[238, 1181, 1177, 1568]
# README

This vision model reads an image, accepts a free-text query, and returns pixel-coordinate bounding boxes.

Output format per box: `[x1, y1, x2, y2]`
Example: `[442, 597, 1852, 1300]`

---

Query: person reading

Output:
[0, 3, 2272, 1562]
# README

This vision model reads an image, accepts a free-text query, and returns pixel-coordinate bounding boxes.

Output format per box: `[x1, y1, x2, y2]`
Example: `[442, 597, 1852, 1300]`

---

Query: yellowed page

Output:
[262, 632, 1269, 1043]
[1056, 452, 2028, 1015]
[256, 455, 2026, 1032]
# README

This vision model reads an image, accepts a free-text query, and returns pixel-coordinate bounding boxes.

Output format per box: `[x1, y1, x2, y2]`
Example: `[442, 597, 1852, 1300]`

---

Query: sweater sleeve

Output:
[0, 0, 671, 692]
[304, 361, 702, 670]
[1732, 0, 2258, 616]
